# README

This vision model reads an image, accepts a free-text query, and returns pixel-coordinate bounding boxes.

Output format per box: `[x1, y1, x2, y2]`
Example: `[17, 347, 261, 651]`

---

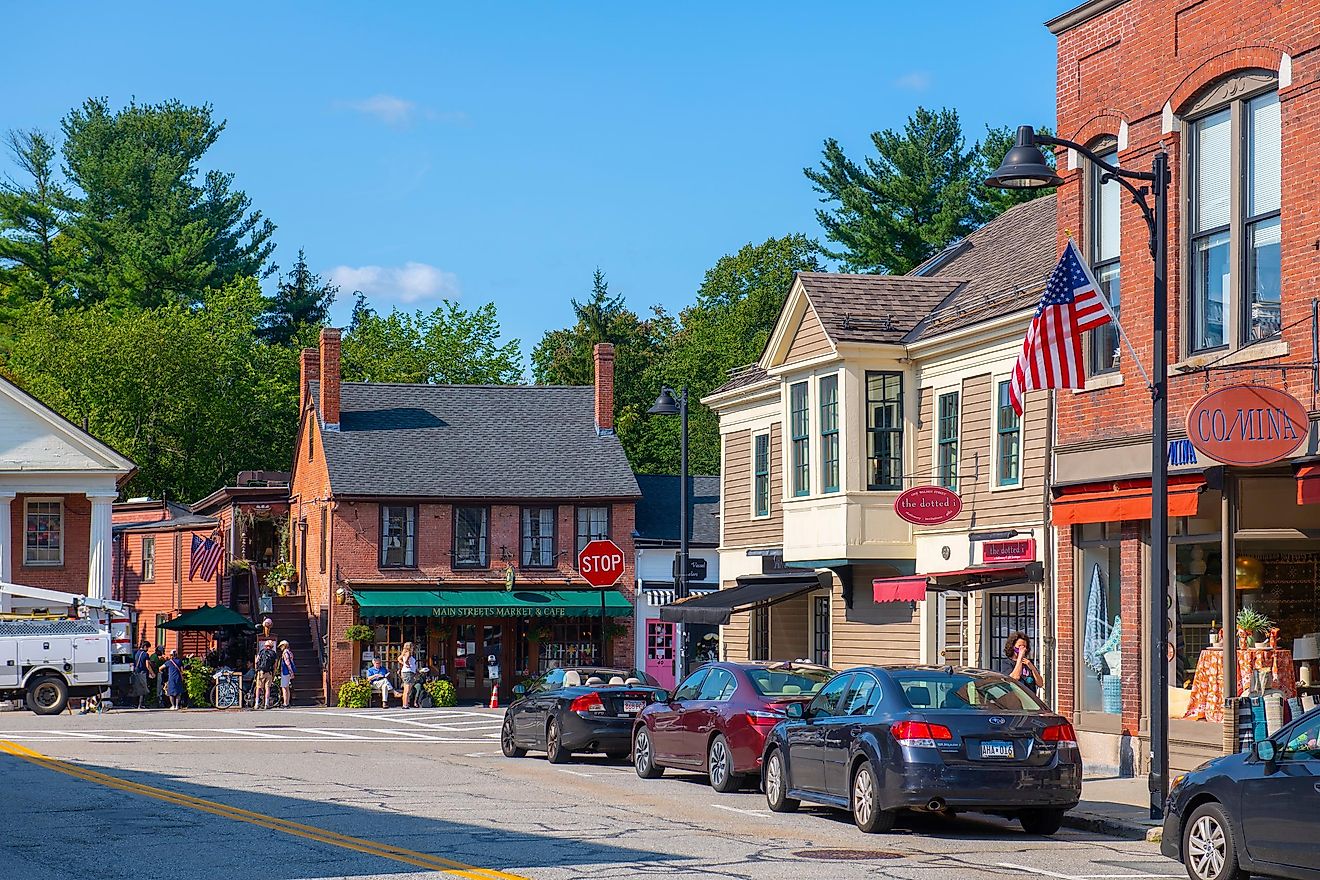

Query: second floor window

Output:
[142, 536, 156, 582]
[1089, 145, 1121, 375]
[753, 432, 771, 517]
[790, 382, 810, 497]
[996, 380, 1021, 487]
[454, 506, 488, 568]
[936, 391, 959, 490]
[866, 372, 903, 491]
[819, 375, 839, 493]
[379, 504, 416, 568]
[319, 507, 328, 573]
[24, 499, 62, 565]
[575, 506, 609, 560]
[521, 506, 556, 567]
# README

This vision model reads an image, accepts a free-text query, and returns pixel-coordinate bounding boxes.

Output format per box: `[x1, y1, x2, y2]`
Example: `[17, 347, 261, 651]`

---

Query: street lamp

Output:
[648, 386, 689, 683]
[988, 125, 1171, 821]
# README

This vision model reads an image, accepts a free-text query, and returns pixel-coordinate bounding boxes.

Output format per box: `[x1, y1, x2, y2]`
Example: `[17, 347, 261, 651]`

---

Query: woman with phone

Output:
[1005, 631, 1045, 696]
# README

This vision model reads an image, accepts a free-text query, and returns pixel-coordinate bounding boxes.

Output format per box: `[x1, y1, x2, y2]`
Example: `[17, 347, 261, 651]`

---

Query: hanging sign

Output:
[894, 486, 962, 526]
[982, 538, 1036, 564]
[1185, 385, 1309, 467]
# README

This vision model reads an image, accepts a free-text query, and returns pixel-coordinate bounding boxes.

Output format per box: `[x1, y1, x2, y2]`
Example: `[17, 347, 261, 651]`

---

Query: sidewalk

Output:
[1065, 776, 1164, 842]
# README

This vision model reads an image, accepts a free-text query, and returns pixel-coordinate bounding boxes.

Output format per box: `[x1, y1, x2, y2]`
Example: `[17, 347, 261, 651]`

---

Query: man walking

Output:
[131, 641, 153, 709]
[148, 643, 166, 706]
[252, 639, 276, 709]
[278, 640, 296, 708]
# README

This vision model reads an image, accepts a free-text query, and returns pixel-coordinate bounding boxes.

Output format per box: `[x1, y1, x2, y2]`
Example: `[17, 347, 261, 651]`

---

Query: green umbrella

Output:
[160, 604, 254, 631]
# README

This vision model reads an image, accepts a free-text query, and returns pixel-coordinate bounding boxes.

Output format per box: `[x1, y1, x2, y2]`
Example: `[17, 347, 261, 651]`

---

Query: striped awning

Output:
[642, 585, 716, 606]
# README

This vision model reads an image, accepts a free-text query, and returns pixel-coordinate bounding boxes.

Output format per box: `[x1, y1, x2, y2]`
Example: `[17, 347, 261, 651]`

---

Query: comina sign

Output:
[1186, 385, 1308, 467]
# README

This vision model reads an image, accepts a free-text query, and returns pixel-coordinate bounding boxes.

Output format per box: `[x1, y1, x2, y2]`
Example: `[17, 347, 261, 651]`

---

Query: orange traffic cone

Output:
[489, 682, 499, 709]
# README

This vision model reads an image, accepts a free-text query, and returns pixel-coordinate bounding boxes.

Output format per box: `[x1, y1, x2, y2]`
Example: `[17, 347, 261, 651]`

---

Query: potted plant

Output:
[265, 561, 296, 597]
[1236, 608, 1274, 649]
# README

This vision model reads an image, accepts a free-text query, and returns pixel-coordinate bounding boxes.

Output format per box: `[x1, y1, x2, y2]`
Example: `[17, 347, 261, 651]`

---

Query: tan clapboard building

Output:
[687, 197, 1062, 683]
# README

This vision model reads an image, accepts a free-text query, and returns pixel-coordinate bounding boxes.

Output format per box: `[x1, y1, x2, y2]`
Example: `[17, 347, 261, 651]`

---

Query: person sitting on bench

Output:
[365, 658, 399, 707]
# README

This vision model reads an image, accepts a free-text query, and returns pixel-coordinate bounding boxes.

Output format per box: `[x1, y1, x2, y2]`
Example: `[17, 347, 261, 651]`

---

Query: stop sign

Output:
[577, 539, 626, 588]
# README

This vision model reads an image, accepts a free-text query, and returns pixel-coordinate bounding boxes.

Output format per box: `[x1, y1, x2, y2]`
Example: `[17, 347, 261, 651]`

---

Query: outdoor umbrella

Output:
[160, 604, 254, 631]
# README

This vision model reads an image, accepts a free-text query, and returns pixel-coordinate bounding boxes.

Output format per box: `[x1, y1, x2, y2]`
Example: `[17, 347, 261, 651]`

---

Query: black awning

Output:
[660, 570, 831, 626]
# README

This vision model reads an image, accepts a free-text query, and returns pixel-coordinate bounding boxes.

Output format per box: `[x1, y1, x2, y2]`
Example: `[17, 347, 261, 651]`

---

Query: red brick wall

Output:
[11, 493, 90, 594]
[290, 403, 334, 699]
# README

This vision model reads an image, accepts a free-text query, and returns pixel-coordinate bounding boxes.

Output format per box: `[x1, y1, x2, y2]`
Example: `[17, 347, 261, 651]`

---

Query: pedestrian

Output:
[398, 641, 417, 709]
[163, 649, 186, 711]
[253, 639, 277, 709]
[1006, 632, 1045, 697]
[149, 643, 166, 706]
[364, 658, 397, 708]
[131, 641, 152, 709]
[278, 640, 296, 708]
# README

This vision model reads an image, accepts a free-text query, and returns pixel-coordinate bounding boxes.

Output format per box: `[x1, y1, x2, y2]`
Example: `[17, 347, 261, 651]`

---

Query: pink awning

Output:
[872, 577, 928, 603]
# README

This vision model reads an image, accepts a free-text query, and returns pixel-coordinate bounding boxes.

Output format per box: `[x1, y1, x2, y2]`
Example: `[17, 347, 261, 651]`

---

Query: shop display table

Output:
[1183, 647, 1296, 723]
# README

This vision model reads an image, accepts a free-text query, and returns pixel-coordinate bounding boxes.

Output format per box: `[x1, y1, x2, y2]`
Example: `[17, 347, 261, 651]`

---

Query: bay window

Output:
[790, 382, 809, 497]
[819, 375, 839, 494]
[866, 372, 903, 491]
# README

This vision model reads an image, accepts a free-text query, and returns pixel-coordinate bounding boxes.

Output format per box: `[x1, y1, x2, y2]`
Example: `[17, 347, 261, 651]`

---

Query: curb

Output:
[1063, 810, 1163, 842]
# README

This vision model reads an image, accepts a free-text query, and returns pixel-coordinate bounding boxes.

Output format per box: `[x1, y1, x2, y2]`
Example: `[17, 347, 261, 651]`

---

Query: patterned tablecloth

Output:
[1183, 647, 1296, 723]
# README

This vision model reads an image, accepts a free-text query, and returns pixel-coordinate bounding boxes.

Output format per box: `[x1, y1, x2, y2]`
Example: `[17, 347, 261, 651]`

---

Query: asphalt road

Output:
[0, 705, 1186, 880]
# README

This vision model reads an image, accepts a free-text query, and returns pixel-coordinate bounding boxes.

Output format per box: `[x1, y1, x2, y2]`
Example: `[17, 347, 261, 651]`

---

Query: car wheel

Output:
[26, 676, 68, 716]
[1019, 808, 1065, 836]
[633, 727, 664, 779]
[707, 734, 743, 793]
[500, 718, 527, 758]
[764, 749, 799, 813]
[1183, 802, 1245, 880]
[851, 760, 895, 833]
[546, 718, 570, 764]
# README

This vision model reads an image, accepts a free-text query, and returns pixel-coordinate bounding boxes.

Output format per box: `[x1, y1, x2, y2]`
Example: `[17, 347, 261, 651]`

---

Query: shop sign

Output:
[982, 538, 1036, 564]
[893, 486, 962, 526]
[1186, 385, 1308, 467]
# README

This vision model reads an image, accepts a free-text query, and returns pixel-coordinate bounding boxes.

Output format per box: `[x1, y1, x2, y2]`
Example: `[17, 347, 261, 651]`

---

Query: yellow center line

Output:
[0, 740, 529, 880]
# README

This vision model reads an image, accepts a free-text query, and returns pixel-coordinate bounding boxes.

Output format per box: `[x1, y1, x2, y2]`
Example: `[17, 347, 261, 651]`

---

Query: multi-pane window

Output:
[789, 382, 809, 497]
[936, 391, 959, 491]
[753, 433, 771, 517]
[750, 606, 769, 661]
[453, 506, 489, 567]
[1188, 84, 1280, 352]
[819, 375, 839, 493]
[866, 372, 903, 490]
[575, 506, 609, 560]
[24, 499, 62, 564]
[1089, 146, 1121, 374]
[379, 504, 416, 568]
[812, 594, 831, 666]
[142, 536, 156, 582]
[319, 506, 328, 573]
[996, 380, 1021, 487]
[521, 506, 556, 568]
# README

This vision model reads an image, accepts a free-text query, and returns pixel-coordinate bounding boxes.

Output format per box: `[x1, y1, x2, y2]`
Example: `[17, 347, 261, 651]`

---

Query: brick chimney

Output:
[319, 328, 342, 431]
[299, 347, 320, 414]
[593, 342, 615, 435]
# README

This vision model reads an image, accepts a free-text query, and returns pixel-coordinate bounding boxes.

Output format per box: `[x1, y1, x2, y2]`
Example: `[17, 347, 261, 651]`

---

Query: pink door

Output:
[645, 620, 676, 689]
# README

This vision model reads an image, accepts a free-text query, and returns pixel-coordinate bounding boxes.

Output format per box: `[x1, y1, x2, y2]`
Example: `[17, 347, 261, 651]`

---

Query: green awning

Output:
[355, 589, 634, 619]
[161, 604, 253, 630]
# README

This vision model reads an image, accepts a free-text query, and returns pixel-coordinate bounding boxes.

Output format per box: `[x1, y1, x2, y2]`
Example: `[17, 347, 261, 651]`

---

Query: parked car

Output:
[632, 661, 835, 792]
[761, 665, 1082, 834]
[501, 667, 665, 763]
[1161, 706, 1320, 880]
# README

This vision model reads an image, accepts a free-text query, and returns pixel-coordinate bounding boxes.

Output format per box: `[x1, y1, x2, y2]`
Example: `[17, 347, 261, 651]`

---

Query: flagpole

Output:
[1068, 239, 1152, 390]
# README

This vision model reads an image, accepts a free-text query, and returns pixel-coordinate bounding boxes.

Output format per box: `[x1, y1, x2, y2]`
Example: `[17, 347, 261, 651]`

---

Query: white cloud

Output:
[339, 94, 470, 128]
[328, 262, 461, 304]
[894, 71, 933, 91]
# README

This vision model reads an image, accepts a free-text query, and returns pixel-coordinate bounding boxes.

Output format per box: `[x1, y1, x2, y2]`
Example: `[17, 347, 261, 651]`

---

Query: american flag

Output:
[189, 533, 224, 582]
[1007, 240, 1116, 415]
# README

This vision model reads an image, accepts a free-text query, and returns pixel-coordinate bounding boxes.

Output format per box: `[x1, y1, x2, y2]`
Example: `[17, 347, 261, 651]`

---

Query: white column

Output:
[87, 494, 116, 600]
[0, 492, 13, 584]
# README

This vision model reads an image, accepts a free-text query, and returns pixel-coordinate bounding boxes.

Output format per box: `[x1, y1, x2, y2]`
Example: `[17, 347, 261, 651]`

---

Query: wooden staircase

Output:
[269, 595, 324, 706]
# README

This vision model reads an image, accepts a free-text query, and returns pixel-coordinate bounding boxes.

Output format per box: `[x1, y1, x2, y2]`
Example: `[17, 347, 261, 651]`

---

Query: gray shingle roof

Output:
[796, 273, 962, 344]
[634, 474, 720, 546]
[706, 363, 772, 398]
[312, 382, 640, 500]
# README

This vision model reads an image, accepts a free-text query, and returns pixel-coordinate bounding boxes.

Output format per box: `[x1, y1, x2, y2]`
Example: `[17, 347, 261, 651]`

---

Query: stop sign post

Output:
[577, 539, 625, 665]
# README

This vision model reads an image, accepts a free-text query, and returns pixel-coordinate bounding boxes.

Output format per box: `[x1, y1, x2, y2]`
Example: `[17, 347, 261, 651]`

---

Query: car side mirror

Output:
[1255, 740, 1276, 763]
[654, 689, 669, 703]
[785, 702, 805, 720]
[512, 684, 526, 696]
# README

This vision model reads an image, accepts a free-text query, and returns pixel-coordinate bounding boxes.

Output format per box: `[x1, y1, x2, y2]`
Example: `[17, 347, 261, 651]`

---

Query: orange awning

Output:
[1052, 475, 1206, 526]
[1298, 465, 1320, 505]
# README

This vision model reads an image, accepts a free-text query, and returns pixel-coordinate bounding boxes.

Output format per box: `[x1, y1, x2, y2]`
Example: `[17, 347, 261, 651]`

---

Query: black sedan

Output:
[762, 665, 1082, 834]
[1161, 706, 1320, 880]
[501, 667, 665, 763]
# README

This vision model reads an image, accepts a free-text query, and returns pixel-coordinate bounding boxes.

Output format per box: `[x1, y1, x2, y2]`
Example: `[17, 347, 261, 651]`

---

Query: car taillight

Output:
[1041, 722, 1076, 743]
[570, 692, 606, 713]
[747, 709, 785, 726]
[891, 720, 954, 747]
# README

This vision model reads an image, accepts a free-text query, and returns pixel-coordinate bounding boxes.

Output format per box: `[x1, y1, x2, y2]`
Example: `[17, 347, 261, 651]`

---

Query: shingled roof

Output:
[796, 273, 962, 344]
[706, 363, 773, 398]
[310, 382, 639, 500]
[634, 474, 720, 546]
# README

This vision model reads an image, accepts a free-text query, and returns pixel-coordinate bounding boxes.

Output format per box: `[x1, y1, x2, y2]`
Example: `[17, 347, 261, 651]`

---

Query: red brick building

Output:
[292, 331, 640, 704]
[1047, 0, 1319, 774]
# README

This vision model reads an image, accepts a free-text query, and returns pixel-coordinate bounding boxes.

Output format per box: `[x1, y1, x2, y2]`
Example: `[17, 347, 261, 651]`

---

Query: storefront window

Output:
[367, 618, 429, 672]
[1173, 541, 1222, 699]
[536, 620, 604, 668]
[1077, 525, 1122, 716]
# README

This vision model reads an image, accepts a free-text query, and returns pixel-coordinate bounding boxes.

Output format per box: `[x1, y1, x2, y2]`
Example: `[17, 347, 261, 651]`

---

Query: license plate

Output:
[980, 740, 1015, 759]
[623, 700, 645, 714]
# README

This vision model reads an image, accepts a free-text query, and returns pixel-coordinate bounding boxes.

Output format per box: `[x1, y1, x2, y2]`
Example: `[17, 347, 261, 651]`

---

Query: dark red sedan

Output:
[632, 661, 835, 792]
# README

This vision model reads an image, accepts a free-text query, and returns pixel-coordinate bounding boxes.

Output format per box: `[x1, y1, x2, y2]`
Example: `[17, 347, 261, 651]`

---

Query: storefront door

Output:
[646, 620, 675, 688]
[454, 621, 512, 703]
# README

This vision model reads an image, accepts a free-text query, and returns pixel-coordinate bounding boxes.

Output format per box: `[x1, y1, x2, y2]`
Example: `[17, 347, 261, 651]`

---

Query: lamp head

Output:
[648, 388, 680, 415]
[986, 125, 1063, 190]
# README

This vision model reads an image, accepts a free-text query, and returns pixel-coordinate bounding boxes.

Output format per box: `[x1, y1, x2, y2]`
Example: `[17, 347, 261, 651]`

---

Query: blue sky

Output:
[1, 2, 1062, 359]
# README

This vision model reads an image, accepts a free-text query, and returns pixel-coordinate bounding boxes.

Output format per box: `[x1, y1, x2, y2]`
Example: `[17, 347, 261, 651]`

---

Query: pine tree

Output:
[258, 249, 338, 345]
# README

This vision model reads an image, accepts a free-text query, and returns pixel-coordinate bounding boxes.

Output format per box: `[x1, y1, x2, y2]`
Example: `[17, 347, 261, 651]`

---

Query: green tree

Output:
[0, 129, 73, 311]
[341, 296, 523, 384]
[60, 98, 276, 308]
[973, 124, 1057, 222]
[258, 249, 338, 346]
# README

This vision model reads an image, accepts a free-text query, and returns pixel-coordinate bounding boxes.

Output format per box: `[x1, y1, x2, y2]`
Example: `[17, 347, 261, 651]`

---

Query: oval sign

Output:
[894, 485, 962, 526]
[1186, 385, 1309, 467]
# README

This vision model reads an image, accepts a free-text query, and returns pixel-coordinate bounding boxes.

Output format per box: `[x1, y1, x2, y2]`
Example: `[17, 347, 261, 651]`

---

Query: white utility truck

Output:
[0, 581, 136, 715]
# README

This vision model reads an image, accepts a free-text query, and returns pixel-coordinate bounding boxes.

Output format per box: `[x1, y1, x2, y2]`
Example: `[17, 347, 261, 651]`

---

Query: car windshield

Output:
[745, 666, 834, 698]
[528, 667, 654, 693]
[892, 671, 1044, 712]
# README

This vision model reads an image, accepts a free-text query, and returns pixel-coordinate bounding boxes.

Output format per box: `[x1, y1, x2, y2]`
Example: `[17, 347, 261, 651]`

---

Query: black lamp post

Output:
[648, 386, 689, 682]
[988, 125, 1171, 821]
